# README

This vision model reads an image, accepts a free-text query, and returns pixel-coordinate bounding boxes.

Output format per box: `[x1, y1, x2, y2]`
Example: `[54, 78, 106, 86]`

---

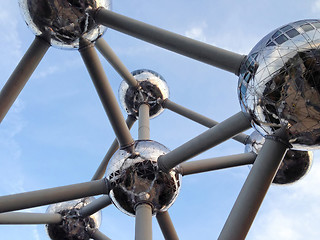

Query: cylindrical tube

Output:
[93, 8, 245, 75]
[218, 128, 289, 240]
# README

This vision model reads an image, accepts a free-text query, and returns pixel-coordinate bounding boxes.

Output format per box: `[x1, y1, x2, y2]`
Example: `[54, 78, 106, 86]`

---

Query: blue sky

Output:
[1, 0, 320, 239]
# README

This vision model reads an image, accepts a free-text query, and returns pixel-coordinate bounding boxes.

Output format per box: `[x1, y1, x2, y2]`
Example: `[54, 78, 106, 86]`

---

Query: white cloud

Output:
[185, 22, 208, 42]
[183, 21, 258, 55]
[0, 4, 23, 71]
[34, 65, 60, 80]
[312, 0, 320, 12]
[248, 159, 320, 240]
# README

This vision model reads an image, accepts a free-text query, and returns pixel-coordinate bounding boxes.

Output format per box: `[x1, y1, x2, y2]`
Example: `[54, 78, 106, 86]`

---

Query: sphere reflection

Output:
[238, 19, 320, 149]
[119, 69, 169, 119]
[18, 0, 111, 49]
[46, 198, 101, 240]
[106, 140, 181, 216]
[245, 131, 313, 184]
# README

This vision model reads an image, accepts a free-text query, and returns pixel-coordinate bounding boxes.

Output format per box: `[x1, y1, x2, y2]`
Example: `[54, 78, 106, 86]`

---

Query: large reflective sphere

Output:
[18, 0, 111, 49]
[245, 131, 313, 184]
[119, 69, 169, 119]
[46, 198, 101, 240]
[238, 19, 320, 149]
[106, 140, 181, 216]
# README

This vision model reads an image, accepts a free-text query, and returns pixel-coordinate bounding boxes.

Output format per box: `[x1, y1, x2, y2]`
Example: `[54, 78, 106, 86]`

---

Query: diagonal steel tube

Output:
[95, 38, 139, 88]
[158, 112, 251, 172]
[89, 229, 112, 240]
[138, 104, 150, 140]
[162, 99, 249, 144]
[156, 211, 179, 240]
[79, 195, 112, 218]
[135, 204, 153, 240]
[79, 41, 134, 150]
[218, 128, 289, 240]
[179, 152, 256, 176]
[0, 179, 108, 214]
[91, 115, 136, 181]
[0, 212, 62, 225]
[92, 8, 246, 75]
[0, 36, 50, 123]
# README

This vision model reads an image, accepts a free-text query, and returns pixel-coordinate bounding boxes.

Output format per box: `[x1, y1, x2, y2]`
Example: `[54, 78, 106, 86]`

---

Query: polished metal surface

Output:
[238, 19, 320, 149]
[18, 0, 111, 49]
[46, 197, 101, 240]
[106, 140, 181, 216]
[119, 69, 169, 119]
[245, 131, 313, 184]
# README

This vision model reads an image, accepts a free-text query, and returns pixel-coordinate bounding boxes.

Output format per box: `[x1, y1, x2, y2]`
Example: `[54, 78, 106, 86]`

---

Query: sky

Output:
[1, 0, 320, 239]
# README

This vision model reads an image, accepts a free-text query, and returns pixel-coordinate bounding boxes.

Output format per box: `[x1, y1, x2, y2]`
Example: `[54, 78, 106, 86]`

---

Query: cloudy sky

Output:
[1, 0, 320, 239]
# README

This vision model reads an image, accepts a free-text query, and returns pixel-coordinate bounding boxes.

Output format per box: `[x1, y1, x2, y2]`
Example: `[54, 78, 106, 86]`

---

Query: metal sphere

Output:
[245, 131, 313, 185]
[119, 69, 169, 119]
[18, 0, 111, 49]
[46, 198, 101, 240]
[106, 140, 181, 216]
[238, 19, 320, 150]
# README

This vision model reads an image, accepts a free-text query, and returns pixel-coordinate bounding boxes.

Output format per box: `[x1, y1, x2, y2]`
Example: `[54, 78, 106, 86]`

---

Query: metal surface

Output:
[95, 38, 139, 88]
[156, 211, 179, 240]
[106, 140, 181, 216]
[0, 212, 62, 225]
[245, 131, 313, 184]
[158, 112, 251, 172]
[179, 152, 256, 176]
[0, 179, 108, 213]
[93, 8, 245, 75]
[46, 198, 102, 240]
[138, 104, 150, 140]
[135, 204, 153, 240]
[238, 19, 320, 150]
[0, 36, 49, 123]
[218, 128, 289, 240]
[162, 99, 249, 144]
[91, 115, 136, 181]
[19, 0, 111, 49]
[119, 69, 169, 119]
[79, 42, 134, 150]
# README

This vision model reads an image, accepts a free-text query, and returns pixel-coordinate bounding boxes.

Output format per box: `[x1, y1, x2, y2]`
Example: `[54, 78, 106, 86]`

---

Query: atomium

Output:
[119, 69, 169, 119]
[245, 131, 313, 184]
[106, 140, 181, 216]
[1, 1, 320, 240]
[46, 198, 101, 240]
[18, 0, 111, 49]
[238, 19, 320, 150]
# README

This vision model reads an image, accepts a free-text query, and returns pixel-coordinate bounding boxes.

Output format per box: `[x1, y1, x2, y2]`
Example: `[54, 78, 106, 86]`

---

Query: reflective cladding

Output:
[245, 131, 313, 185]
[46, 198, 101, 240]
[238, 19, 320, 150]
[18, 0, 111, 49]
[119, 69, 169, 119]
[106, 140, 181, 216]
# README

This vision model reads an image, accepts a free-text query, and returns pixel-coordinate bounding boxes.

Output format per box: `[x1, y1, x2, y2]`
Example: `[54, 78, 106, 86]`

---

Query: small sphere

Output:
[238, 19, 320, 150]
[245, 131, 313, 184]
[46, 198, 101, 240]
[119, 69, 169, 119]
[18, 0, 111, 49]
[106, 140, 181, 216]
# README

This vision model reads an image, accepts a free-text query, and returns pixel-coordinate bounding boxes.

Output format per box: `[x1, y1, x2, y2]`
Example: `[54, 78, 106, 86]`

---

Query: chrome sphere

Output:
[46, 198, 101, 240]
[106, 140, 181, 216]
[245, 131, 313, 184]
[18, 0, 111, 49]
[119, 69, 169, 119]
[238, 19, 320, 150]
